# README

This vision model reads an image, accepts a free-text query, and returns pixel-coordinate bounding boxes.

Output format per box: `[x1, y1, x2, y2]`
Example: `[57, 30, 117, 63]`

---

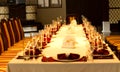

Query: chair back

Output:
[7, 19, 16, 46]
[15, 17, 24, 40]
[10, 18, 21, 42]
[0, 19, 11, 50]
[0, 30, 4, 54]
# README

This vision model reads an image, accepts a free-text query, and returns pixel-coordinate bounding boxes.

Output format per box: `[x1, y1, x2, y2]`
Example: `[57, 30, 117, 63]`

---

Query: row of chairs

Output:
[0, 17, 31, 72]
[0, 17, 24, 53]
[105, 35, 120, 59]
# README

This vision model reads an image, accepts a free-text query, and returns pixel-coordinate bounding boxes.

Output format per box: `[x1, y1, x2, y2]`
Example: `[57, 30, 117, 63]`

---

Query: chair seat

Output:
[0, 63, 7, 65]
[0, 60, 10, 63]
[10, 47, 24, 50]
[1, 53, 17, 56]
[0, 57, 12, 59]
[0, 68, 6, 72]
[0, 55, 15, 57]
[4, 50, 20, 53]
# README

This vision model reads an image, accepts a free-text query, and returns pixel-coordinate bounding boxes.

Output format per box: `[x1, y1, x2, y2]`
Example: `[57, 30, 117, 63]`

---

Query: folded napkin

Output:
[16, 55, 40, 60]
[93, 54, 113, 59]
[41, 56, 87, 62]
[42, 56, 57, 62]
[16, 56, 25, 59]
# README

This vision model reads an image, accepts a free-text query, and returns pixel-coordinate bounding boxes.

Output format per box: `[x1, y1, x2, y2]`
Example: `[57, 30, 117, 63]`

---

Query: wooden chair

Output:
[0, 19, 21, 54]
[7, 18, 30, 51]
[9, 18, 21, 42]
[0, 18, 30, 72]
[0, 32, 12, 72]
[0, 32, 4, 55]
[15, 17, 25, 40]
[6, 19, 16, 46]
[0, 19, 11, 51]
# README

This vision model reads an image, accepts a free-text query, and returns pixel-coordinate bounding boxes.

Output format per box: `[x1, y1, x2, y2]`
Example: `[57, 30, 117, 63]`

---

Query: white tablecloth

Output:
[7, 25, 120, 72]
[7, 57, 120, 72]
[43, 25, 90, 59]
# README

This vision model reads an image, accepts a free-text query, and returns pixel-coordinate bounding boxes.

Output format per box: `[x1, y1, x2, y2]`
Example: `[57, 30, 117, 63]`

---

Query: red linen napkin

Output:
[41, 56, 87, 62]
[42, 56, 57, 62]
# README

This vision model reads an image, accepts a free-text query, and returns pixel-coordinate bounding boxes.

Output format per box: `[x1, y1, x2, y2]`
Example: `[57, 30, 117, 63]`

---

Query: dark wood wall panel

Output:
[9, 4, 26, 21]
[66, 0, 109, 26]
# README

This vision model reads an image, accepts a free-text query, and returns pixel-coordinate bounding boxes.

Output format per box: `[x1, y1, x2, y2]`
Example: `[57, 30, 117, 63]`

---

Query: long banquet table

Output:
[7, 25, 120, 72]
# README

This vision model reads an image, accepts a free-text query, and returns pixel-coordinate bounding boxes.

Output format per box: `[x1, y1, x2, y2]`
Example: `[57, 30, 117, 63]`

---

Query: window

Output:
[38, 0, 62, 8]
